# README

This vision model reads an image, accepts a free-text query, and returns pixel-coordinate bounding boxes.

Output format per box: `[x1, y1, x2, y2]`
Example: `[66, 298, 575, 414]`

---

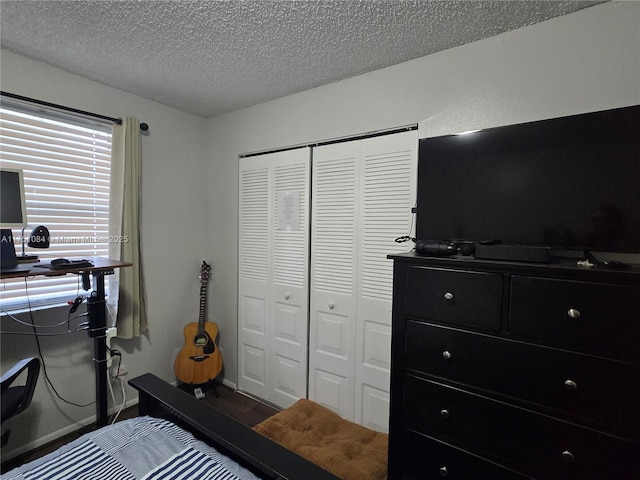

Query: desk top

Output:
[1, 257, 132, 279]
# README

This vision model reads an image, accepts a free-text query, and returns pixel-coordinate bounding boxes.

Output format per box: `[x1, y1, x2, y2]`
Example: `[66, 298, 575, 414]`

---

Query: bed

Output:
[0, 374, 359, 480]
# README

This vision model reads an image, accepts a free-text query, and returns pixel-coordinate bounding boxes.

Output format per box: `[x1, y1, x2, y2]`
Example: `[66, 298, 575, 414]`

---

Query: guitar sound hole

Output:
[194, 333, 215, 354]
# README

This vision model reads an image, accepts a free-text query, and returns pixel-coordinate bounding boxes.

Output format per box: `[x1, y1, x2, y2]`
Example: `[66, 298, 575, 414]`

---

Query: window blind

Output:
[0, 107, 112, 311]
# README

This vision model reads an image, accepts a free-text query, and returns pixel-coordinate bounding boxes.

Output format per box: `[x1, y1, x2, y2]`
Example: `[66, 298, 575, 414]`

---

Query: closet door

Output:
[309, 130, 417, 428]
[238, 158, 270, 401]
[355, 131, 417, 432]
[309, 141, 359, 420]
[269, 157, 310, 408]
[238, 148, 310, 408]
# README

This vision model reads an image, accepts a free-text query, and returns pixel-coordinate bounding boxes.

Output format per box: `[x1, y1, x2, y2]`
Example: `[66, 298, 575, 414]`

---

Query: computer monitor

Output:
[1, 168, 28, 228]
[1, 168, 28, 270]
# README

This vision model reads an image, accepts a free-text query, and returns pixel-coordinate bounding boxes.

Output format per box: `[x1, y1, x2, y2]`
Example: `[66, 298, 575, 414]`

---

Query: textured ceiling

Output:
[0, 1, 603, 118]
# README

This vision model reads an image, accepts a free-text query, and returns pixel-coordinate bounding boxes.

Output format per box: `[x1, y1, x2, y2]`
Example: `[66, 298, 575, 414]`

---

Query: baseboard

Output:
[221, 378, 237, 390]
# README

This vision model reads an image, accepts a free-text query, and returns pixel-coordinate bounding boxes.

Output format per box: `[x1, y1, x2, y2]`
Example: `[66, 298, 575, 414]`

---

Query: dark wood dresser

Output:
[387, 252, 640, 479]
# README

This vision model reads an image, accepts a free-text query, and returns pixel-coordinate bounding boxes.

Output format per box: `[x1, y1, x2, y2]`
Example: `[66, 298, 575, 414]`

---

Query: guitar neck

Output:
[198, 282, 208, 333]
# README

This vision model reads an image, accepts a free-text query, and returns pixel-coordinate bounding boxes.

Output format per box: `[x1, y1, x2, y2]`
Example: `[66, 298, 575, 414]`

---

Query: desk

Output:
[1, 257, 132, 427]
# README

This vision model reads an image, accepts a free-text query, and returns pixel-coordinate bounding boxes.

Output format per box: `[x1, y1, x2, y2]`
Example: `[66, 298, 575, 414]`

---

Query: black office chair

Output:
[1, 357, 40, 447]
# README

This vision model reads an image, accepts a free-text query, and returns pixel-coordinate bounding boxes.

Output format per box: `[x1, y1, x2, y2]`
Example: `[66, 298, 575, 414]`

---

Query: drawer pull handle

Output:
[328, 302, 335, 310]
[439, 466, 448, 476]
[444, 292, 454, 301]
[440, 409, 450, 419]
[562, 450, 575, 463]
[564, 379, 578, 391]
[567, 308, 581, 319]
[442, 351, 452, 360]
[284, 292, 291, 300]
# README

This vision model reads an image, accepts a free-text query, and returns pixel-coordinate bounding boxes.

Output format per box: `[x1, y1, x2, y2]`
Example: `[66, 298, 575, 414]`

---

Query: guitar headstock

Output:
[200, 261, 212, 284]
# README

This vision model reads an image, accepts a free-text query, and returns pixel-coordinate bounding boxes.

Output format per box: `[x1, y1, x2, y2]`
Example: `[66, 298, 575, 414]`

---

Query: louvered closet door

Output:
[309, 141, 359, 420]
[355, 131, 417, 432]
[309, 130, 417, 427]
[238, 158, 270, 400]
[270, 157, 310, 408]
[238, 148, 310, 407]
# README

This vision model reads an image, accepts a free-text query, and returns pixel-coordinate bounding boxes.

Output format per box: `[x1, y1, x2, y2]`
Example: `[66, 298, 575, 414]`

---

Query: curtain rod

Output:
[0, 91, 149, 131]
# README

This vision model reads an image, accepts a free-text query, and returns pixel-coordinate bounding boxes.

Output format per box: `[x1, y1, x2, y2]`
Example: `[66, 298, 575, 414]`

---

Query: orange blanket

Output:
[252, 399, 388, 480]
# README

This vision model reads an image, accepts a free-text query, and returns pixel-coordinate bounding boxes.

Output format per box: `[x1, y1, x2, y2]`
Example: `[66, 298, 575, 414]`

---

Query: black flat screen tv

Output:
[416, 105, 640, 255]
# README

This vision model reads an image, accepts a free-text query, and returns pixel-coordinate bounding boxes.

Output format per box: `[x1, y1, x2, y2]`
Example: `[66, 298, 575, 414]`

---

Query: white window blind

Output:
[0, 106, 112, 311]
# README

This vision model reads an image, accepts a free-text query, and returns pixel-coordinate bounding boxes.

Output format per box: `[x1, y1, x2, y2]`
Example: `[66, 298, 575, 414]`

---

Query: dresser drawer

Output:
[405, 267, 503, 330]
[395, 428, 529, 480]
[509, 276, 640, 362]
[403, 375, 640, 480]
[405, 321, 640, 437]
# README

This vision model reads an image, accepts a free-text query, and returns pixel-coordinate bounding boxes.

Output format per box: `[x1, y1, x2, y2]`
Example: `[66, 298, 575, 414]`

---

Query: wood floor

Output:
[179, 380, 280, 427]
[0, 381, 279, 474]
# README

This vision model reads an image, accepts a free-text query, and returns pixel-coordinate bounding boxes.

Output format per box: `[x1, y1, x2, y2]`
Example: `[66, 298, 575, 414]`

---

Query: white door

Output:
[309, 130, 417, 429]
[238, 148, 310, 408]
[238, 160, 270, 400]
[270, 159, 310, 408]
[309, 141, 359, 420]
[355, 131, 417, 432]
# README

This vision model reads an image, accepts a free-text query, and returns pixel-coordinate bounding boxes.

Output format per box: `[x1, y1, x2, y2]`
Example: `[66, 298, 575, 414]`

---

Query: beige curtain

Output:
[107, 117, 147, 338]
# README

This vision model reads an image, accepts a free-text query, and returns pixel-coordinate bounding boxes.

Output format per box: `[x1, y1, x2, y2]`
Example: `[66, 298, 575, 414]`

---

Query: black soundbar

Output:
[474, 244, 551, 263]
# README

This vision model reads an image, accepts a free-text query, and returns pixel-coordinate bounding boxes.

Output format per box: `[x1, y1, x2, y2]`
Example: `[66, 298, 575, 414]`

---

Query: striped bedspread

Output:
[2, 416, 262, 480]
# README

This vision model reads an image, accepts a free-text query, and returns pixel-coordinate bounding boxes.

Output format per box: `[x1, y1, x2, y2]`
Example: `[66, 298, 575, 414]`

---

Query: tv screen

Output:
[416, 105, 640, 254]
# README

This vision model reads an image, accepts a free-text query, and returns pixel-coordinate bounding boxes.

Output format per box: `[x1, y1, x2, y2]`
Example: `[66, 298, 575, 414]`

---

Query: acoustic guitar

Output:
[174, 261, 223, 385]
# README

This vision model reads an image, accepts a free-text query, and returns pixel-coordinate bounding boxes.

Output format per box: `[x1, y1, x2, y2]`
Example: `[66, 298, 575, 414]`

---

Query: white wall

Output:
[204, 1, 640, 385]
[0, 50, 208, 458]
